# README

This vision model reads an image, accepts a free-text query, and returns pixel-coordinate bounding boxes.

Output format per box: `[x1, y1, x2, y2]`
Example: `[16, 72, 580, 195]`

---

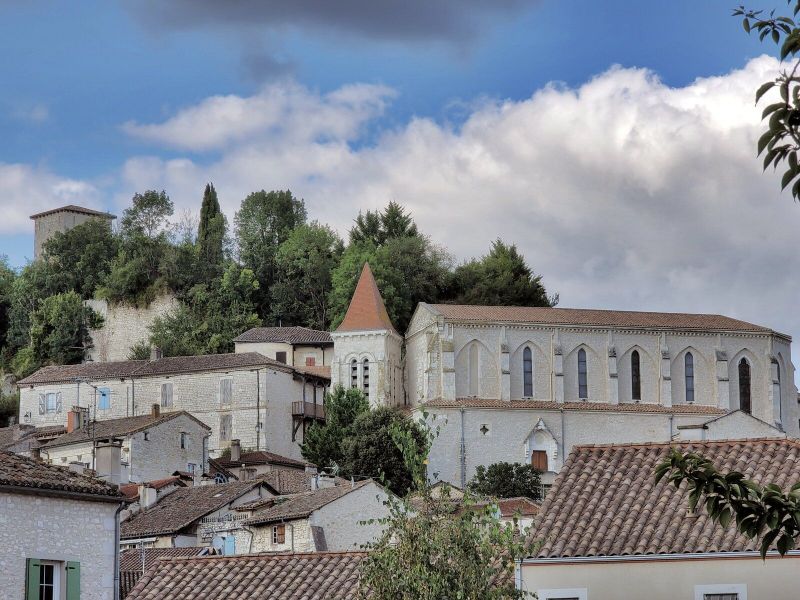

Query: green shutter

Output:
[66, 561, 81, 600]
[25, 558, 41, 600]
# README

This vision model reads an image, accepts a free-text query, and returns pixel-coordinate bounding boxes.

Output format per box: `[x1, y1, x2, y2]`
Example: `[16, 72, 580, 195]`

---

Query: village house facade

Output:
[0, 451, 126, 600]
[233, 326, 334, 368]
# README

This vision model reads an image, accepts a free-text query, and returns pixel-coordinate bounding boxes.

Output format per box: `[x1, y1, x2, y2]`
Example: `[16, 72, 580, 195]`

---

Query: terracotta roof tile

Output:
[336, 263, 397, 334]
[125, 552, 366, 600]
[496, 497, 540, 518]
[294, 364, 332, 380]
[17, 360, 146, 385]
[120, 548, 217, 599]
[531, 438, 800, 558]
[245, 481, 373, 525]
[0, 451, 123, 500]
[234, 326, 333, 345]
[426, 304, 783, 336]
[215, 451, 308, 470]
[423, 398, 725, 415]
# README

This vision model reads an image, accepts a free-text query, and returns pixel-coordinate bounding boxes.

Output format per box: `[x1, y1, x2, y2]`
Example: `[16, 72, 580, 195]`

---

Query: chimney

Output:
[230, 439, 241, 463]
[138, 483, 158, 509]
[150, 346, 163, 362]
[29, 446, 41, 461]
[318, 474, 336, 489]
[151, 403, 160, 418]
[67, 461, 85, 475]
[66, 410, 80, 433]
[95, 439, 123, 485]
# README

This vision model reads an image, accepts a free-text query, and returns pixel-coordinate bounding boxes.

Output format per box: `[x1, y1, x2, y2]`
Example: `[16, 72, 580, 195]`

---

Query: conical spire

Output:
[336, 263, 397, 334]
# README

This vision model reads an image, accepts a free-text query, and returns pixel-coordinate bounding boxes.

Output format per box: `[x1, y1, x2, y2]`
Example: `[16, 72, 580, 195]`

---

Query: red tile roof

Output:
[234, 326, 333, 345]
[423, 398, 725, 415]
[120, 547, 217, 599]
[244, 481, 373, 526]
[336, 263, 397, 334]
[425, 304, 784, 337]
[531, 438, 800, 559]
[294, 364, 332, 380]
[215, 450, 308, 470]
[496, 497, 540, 518]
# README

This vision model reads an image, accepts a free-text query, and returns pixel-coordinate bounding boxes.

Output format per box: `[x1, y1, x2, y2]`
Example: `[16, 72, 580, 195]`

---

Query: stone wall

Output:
[33, 210, 112, 260]
[331, 330, 404, 407]
[250, 519, 314, 553]
[0, 491, 119, 600]
[234, 342, 334, 368]
[312, 481, 390, 551]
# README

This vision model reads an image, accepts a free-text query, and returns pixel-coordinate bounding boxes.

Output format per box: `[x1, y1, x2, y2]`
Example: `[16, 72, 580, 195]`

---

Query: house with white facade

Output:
[17, 351, 329, 460]
[233, 326, 333, 369]
[0, 451, 126, 600]
[521, 438, 800, 600]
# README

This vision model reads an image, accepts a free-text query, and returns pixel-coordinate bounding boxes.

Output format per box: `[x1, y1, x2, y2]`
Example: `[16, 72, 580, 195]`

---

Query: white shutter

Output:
[38, 394, 46, 415]
[220, 379, 233, 407]
[55, 392, 63, 414]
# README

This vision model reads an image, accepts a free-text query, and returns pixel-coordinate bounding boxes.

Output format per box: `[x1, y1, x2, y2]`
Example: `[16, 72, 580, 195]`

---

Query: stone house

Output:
[120, 480, 274, 553]
[233, 326, 334, 368]
[521, 438, 800, 600]
[0, 424, 66, 456]
[0, 451, 126, 600]
[240, 479, 391, 553]
[30, 204, 115, 260]
[41, 408, 210, 484]
[17, 351, 329, 459]
[211, 439, 308, 482]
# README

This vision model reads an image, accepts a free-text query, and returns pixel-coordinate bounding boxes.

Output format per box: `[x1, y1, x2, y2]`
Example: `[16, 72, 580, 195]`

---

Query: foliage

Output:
[6, 261, 66, 353]
[0, 257, 15, 360]
[734, 2, 800, 199]
[197, 183, 226, 279]
[655, 448, 800, 558]
[270, 222, 343, 329]
[448, 239, 556, 307]
[0, 391, 19, 428]
[127, 340, 152, 360]
[468, 462, 543, 502]
[359, 413, 534, 600]
[119, 189, 174, 239]
[349, 201, 419, 246]
[300, 385, 369, 470]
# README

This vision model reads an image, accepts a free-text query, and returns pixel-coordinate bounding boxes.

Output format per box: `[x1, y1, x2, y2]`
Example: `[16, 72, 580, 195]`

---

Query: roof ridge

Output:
[163, 550, 369, 562]
[570, 437, 799, 451]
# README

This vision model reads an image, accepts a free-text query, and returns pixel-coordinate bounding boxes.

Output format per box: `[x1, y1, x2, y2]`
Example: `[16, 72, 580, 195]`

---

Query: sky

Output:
[1, 1, 799, 359]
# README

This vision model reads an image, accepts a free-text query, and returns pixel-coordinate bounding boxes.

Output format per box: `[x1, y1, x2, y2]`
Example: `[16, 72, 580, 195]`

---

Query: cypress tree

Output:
[198, 183, 225, 277]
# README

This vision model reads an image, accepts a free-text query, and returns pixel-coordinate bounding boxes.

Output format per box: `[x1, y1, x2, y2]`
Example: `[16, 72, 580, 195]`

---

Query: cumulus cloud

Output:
[0, 163, 99, 234]
[115, 55, 800, 349]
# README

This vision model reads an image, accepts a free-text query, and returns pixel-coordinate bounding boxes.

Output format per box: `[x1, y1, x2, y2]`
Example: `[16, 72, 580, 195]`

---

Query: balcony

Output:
[291, 401, 325, 421]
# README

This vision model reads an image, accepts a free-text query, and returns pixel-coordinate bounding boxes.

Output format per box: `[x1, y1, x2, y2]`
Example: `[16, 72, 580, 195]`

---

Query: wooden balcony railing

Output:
[292, 401, 325, 420]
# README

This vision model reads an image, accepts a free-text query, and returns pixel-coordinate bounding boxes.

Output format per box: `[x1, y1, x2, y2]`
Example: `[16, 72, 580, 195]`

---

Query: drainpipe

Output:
[669, 414, 674, 441]
[131, 378, 136, 416]
[114, 501, 125, 600]
[560, 408, 565, 466]
[459, 407, 466, 489]
[255, 369, 261, 451]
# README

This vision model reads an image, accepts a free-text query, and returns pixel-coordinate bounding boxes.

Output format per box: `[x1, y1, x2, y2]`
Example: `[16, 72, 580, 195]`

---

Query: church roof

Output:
[336, 263, 397, 334]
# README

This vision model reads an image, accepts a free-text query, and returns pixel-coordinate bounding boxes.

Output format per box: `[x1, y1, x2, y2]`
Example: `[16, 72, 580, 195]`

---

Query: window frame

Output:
[46, 392, 58, 413]
[97, 387, 111, 411]
[180, 432, 188, 450]
[272, 524, 286, 544]
[350, 359, 359, 389]
[275, 351, 287, 364]
[630, 350, 641, 401]
[694, 583, 747, 600]
[685, 352, 695, 403]
[160, 382, 173, 408]
[531, 449, 548, 472]
[523, 346, 534, 398]
[219, 414, 233, 442]
[577, 348, 588, 399]
[219, 377, 233, 408]
[537, 588, 587, 600]
[362, 358, 370, 400]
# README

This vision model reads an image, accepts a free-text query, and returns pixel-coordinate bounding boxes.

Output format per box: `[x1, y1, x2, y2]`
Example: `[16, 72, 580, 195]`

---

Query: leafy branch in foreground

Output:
[655, 448, 800, 558]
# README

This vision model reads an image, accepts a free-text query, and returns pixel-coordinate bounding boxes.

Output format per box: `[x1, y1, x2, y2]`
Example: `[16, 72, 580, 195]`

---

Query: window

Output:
[219, 378, 233, 408]
[694, 583, 746, 600]
[187, 463, 196, 474]
[537, 589, 587, 600]
[160, 382, 173, 408]
[214, 473, 228, 484]
[531, 450, 548, 472]
[685, 352, 695, 403]
[631, 350, 641, 401]
[25, 559, 80, 600]
[351, 359, 358, 389]
[577, 349, 588, 399]
[220, 414, 232, 442]
[469, 343, 479, 397]
[775, 362, 782, 424]
[98, 387, 111, 411]
[704, 595, 738, 600]
[362, 358, 370, 400]
[305, 356, 316, 366]
[39, 392, 62, 415]
[738, 358, 751, 414]
[523, 347, 533, 397]
[180, 432, 188, 449]
[272, 524, 286, 544]
[143, 431, 150, 441]
[275, 351, 287, 364]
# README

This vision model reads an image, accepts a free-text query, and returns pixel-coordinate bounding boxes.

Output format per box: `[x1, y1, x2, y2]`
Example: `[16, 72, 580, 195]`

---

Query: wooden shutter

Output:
[66, 562, 80, 600]
[531, 450, 548, 472]
[305, 356, 316, 366]
[277, 524, 286, 543]
[25, 558, 41, 600]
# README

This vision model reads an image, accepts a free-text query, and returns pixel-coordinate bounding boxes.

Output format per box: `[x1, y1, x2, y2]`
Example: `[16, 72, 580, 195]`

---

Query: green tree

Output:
[0, 391, 19, 428]
[197, 183, 225, 279]
[300, 386, 369, 470]
[119, 189, 174, 239]
[0, 257, 15, 359]
[656, 448, 800, 558]
[467, 462, 543, 501]
[6, 261, 62, 354]
[349, 201, 419, 246]
[447, 239, 556, 307]
[270, 222, 343, 329]
[234, 190, 307, 316]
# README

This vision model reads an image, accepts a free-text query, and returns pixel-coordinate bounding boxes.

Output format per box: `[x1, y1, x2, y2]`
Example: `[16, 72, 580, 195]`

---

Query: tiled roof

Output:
[422, 398, 725, 415]
[125, 552, 365, 600]
[254, 471, 348, 496]
[30, 204, 116, 220]
[294, 364, 332, 380]
[121, 480, 264, 539]
[496, 497, 540, 518]
[531, 438, 800, 559]
[0, 451, 123, 500]
[119, 476, 185, 500]
[425, 304, 782, 336]
[207, 458, 238, 482]
[215, 451, 307, 470]
[234, 326, 333, 345]
[120, 547, 215, 572]
[18, 352, 291, 386]
[336, 263, 397, 334]
[44, 411, 209, 449]
[245, 481, 372, 525]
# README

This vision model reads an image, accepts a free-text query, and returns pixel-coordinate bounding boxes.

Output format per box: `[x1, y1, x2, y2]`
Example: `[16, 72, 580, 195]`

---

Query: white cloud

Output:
[114, 54, 800, 351]
[12, 103, 49, 123]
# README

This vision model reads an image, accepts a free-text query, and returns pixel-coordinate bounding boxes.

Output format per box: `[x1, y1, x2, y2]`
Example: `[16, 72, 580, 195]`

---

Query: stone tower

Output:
[31, 205, 116, 260]
[331, 263, 404, 406]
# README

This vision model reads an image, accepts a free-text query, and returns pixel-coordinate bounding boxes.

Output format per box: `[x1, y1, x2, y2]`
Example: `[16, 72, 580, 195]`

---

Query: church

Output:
[332, 263, 798, 490]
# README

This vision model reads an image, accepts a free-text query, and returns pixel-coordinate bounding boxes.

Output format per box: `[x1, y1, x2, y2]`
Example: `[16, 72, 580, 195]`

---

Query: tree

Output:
[0, 257, 15, 359]
[467, 462, 543, 502]
[270, 222, 343, 329]
[300, 386, 369, 470]
[342, 407, 428, 496]
[655, 448, 800, 557]
[0, 391, 19, 428]
[447, 239, 556, 307]
[119, 189, 174, 239]
[197, 183, 225, 279]
[234, 190, 307, 316]
[5, 261, 63, 354]
[733, 3, 800, 199]
[349, 201, 418, 246]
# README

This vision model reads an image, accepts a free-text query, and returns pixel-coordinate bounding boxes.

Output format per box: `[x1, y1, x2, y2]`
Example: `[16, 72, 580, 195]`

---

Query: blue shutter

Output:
[66, 561, 80, 600]
[25, 558, 41, 600]
[98, 388, 111, 410]
[224, 536, 235, 556]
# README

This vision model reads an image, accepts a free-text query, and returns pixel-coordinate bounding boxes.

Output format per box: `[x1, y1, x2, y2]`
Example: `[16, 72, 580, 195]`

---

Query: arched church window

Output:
[684, 353, 694, 403]
[350, 359, 358, 389]
[776, 362, 782, 423]
[469, 343, 479, 397]
[362, 358, 370, 400]
[631, 350, 641, 401]
[739, 358, 751, 414]
[578, 348, 588, 399]
[523, 347, 533, 397]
